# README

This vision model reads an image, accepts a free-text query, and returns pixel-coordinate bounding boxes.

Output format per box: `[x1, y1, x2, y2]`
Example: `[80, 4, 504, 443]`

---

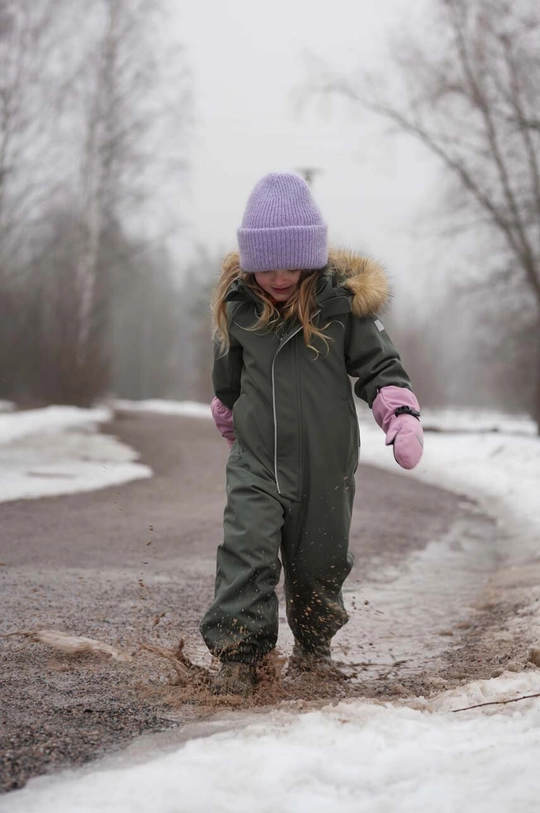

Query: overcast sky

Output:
[170, 0, 441, 304]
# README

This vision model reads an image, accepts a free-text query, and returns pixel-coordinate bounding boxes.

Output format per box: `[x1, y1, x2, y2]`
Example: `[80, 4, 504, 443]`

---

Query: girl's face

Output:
[254, 269, 302, 303]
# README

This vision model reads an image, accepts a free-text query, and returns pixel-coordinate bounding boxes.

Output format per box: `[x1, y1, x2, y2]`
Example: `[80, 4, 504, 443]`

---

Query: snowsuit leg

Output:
[200, 444, 355, 662]
[281, 475, 355, 650]
[200, 445, 284, 663]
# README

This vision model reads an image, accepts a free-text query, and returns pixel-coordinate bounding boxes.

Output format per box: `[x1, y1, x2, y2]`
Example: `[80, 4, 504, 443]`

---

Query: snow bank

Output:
[4, 672, 540, 813]
[113, 399, 211, 418]
[420, 408, 536, 436]
[0, 405, 111, 444]
[0, 406, 151, 502]
[358, 417, 540, 561]
[0, 399, 212, 504]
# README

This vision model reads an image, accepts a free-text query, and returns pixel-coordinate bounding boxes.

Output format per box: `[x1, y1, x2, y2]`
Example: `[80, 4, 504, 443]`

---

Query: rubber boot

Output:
[211, 662, 257, 697]
[287, 640, 344, 679]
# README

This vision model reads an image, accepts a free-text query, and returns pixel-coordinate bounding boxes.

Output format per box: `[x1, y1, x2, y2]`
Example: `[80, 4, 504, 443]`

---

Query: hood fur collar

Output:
[326, 248, 389, 317]
[222, 248, 389, 317]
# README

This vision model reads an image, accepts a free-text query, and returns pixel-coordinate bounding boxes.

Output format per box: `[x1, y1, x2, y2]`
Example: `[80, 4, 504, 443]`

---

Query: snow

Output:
[113, 399, 211, 418]
[420, 408, 536, 436]
[3, 400, 540, 811]
[0, 406, 151, 503]
[3, 673, 540, 813]
[0, 399, 212, 504]
[357, 413, 540, 562]
[0, 405, 112, 444]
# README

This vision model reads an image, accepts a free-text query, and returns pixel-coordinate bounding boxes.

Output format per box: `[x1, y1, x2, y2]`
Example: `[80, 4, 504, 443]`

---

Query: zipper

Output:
[271, 310, 320, 495]
[271, 324, 303, 495]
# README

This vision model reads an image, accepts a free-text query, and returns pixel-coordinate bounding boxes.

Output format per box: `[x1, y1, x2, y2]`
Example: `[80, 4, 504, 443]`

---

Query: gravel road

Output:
[0, 411, 529, 793]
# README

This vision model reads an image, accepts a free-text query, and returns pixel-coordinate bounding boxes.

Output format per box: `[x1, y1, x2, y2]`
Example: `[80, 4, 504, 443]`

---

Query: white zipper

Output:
[271, 310, 320, 495]
[271, 325, 303, 495]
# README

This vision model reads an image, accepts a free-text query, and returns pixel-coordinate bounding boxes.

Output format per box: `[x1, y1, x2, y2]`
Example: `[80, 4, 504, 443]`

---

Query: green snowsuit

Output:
[200, 250, 413, 663]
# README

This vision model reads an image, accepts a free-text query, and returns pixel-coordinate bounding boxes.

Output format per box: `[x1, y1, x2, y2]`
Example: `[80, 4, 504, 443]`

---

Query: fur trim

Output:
[327, 248, 390, 317]
[221, 248, 390, 317]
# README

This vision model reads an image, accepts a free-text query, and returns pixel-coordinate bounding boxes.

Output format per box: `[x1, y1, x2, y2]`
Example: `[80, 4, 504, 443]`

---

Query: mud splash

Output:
[2, 504, 522, 714]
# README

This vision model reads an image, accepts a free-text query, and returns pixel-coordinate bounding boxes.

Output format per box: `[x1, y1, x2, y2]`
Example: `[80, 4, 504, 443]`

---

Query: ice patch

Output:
[336, 512, 499, 674]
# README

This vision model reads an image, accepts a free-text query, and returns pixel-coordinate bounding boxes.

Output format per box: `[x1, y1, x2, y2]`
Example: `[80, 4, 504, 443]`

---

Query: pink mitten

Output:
[372, 386, 423, 470]
[210, 397, 236, 447]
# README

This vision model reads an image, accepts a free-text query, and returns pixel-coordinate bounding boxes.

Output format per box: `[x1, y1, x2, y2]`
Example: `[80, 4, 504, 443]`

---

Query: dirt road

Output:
[0, 411, 528, 793]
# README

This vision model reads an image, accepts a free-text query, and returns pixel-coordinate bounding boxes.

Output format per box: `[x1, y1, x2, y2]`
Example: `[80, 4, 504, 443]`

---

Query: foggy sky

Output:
[172, 0, 440, 303]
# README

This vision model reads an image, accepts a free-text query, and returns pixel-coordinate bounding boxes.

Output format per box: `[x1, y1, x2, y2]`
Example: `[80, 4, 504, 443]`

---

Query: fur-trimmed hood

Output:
[325, 248, 389, 317]
[222, 248, 390, 318]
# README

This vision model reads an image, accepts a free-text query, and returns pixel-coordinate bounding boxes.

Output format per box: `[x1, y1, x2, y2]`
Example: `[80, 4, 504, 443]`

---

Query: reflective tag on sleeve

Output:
[374, 319, 385, 332]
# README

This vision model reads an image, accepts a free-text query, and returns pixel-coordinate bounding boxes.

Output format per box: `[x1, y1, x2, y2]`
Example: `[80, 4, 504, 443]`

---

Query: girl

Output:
[200, 172, 423, 696]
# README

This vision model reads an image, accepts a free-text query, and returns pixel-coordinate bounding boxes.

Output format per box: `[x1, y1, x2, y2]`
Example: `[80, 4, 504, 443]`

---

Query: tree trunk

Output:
[534, 325, 540, 435]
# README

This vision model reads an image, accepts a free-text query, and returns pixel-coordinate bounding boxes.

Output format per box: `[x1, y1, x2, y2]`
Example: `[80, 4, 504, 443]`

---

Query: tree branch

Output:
[338, 79, 521, 257]
[447, 0, 533, 265]
[452, 691, 540, 713]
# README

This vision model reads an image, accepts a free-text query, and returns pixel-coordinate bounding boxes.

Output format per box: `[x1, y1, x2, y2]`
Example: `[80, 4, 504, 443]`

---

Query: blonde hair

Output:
[211, 253, 331, 356]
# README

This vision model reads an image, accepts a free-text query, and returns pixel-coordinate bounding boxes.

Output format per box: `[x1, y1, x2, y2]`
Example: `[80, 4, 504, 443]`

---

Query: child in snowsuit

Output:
[200, 173, 423, 695]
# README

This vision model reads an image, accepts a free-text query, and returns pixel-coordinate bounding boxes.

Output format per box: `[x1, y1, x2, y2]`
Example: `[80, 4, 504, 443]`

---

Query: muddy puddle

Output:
[54, 501, 529, 781]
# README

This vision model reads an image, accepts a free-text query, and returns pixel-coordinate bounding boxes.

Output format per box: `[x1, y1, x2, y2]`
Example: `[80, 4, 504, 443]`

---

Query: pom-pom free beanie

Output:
[237, 173, 328, 272]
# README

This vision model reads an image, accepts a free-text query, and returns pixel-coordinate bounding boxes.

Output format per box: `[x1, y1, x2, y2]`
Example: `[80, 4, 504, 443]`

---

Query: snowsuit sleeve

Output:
[212, 333, 243, 411]
[345, 315, 412, 407]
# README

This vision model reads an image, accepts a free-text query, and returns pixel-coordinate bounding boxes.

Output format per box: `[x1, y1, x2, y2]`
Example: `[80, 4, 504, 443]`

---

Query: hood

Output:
[325, 248, 390, 317]
[222, 248, 390, 317]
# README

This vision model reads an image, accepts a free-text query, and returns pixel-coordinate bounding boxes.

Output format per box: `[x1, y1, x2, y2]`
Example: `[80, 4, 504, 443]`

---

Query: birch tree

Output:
[68, 0, 189, 401]
[0, 0, 190, 405]
[76, 0, 160, 363]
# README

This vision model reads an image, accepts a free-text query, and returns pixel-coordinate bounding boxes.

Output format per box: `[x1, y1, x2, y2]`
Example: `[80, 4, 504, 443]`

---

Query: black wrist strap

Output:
[394, 405, 421, 420]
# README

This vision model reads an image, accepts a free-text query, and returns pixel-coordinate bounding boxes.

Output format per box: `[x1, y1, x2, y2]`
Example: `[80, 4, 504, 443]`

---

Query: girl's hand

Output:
[211, 397, 236, 446]
[385, 413, 424, 470]
[372, 386, 424, 470]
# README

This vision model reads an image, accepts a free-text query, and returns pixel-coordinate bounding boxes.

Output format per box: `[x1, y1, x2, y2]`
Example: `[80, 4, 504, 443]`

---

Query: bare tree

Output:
[0, 0, 73, 270]
[313, 0, 540, 428]
[0, 0, 190, 406]
[180, 247, 223, 403]
[0, 0, 75, 401]
[74, 0, 188, 374]
[108, 237, 185, 400]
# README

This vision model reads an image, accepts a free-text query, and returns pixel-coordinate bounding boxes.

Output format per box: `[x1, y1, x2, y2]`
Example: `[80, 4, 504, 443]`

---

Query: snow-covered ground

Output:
[0, 406, 151, 503]
[2, 400, 540, 812]
[419, 407, 536, 436]
[358, 412, 540, 563]
[4, 672, 540, 813]
[113, 399, 211, 418]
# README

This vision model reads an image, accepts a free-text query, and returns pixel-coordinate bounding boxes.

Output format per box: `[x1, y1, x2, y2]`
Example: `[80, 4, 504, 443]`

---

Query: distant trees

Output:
[317, 0, 540, 428]
[0, 0, 191, 406]
[182, 247, 220, 403]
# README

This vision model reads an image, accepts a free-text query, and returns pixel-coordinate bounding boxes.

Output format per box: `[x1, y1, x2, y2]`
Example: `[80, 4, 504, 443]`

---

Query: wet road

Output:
[0, 411, 508, 792]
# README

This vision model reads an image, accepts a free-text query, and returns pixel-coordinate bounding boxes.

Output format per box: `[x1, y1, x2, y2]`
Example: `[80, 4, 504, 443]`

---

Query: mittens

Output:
[210, 397, 236, 447]
[372, 386, 424, 470]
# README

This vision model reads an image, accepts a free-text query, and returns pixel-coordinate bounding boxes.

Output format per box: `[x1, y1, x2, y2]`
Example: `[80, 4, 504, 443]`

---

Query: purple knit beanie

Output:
[237, 173, 328, 272]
